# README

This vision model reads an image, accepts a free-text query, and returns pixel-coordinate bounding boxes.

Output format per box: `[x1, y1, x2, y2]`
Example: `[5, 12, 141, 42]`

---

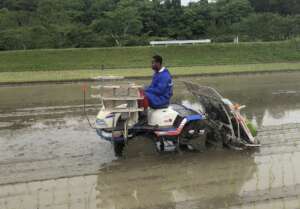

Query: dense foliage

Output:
[0, 0, 299, 50]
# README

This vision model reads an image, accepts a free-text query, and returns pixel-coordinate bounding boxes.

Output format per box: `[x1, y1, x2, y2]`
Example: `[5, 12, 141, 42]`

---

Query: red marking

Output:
[138, 90, 149, 109]
[155, 120, 186, 137]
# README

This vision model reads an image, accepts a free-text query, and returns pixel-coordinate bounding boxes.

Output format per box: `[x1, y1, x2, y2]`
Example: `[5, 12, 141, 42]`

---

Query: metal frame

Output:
[91, 76, 144, 140]
[183, 81, 254, 146]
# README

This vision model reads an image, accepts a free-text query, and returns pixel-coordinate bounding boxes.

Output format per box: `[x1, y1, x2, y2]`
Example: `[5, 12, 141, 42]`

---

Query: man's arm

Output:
[145, 75, 170, 96]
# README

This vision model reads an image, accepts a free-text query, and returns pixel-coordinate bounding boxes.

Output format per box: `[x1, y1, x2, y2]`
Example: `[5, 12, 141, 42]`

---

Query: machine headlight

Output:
[96, 119, 107, 126]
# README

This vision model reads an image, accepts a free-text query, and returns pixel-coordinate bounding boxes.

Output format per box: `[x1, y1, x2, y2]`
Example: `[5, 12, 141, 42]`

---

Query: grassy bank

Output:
[1, 62, 300, 84]
[0, 41, 299, 72]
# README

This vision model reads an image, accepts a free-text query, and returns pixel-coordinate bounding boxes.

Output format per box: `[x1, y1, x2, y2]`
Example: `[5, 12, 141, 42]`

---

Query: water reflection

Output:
[2, 139, 300, 209]
[3, 142, 299, 209]
[96, 151, 257, 209]
[0, 152, 257, 209]
[0, 175, 99, 209]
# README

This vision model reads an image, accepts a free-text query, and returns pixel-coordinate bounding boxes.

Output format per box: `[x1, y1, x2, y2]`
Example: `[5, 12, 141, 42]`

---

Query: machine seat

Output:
[150, 104, 169, 110]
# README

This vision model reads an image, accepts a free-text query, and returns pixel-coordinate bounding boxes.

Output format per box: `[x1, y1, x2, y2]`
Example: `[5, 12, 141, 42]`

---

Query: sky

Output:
[181, 0, 199, 6]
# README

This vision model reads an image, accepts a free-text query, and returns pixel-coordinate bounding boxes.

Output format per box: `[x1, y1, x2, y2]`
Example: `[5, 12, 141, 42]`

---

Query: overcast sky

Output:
[181, 0, 199, 6]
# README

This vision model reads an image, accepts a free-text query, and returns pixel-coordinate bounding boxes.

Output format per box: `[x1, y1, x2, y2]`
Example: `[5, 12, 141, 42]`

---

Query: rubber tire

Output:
[113, 141, 125, 157]
[188, 135, 207, 152]
[180, 122, 207, 152]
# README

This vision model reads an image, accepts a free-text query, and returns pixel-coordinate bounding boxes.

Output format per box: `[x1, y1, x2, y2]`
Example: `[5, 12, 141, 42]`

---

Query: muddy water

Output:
[1, 72, 300, 209]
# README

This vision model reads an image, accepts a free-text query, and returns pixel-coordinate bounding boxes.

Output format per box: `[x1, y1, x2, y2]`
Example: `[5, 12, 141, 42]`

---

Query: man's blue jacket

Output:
[145, 68, 173, 109]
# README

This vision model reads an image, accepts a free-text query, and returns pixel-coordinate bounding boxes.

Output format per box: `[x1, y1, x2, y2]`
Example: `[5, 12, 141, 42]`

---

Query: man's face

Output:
[151, 59, 161, 71]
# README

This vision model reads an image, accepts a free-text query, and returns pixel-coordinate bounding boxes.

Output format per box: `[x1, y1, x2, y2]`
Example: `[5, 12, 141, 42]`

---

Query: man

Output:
[143, 55, 173, 109]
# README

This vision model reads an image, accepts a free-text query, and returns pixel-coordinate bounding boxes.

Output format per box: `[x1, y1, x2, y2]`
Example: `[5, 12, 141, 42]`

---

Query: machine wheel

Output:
[113, 141, 125, 157]
[206, 127, 224, 149]
[187, 135, 207, 152]
[112, 119, 127, 157]
[180, 122, 207, 152]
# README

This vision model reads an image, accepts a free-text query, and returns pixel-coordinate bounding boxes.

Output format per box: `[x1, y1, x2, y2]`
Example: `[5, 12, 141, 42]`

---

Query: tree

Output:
[91, 0, 142, 46]
[37, 0, 70, 26]
[213, 0, 254, 25]
[249, 0, 300, 15]
[234, 13, 295, 41]
[0, 0, 39, 11]
[0, 0, 299, 50]
[181, 1, 212, 38]
[291, 15, 300, 38]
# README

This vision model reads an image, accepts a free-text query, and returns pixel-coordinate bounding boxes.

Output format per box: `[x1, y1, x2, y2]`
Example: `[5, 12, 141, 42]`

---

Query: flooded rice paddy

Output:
[1, 72, 300, 209]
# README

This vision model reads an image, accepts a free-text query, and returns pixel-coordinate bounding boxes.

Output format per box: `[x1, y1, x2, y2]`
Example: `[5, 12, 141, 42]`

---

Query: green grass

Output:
[0, 40, 299, 83]
[1, 62, 300, 83]
[0, 41, 299, 72]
